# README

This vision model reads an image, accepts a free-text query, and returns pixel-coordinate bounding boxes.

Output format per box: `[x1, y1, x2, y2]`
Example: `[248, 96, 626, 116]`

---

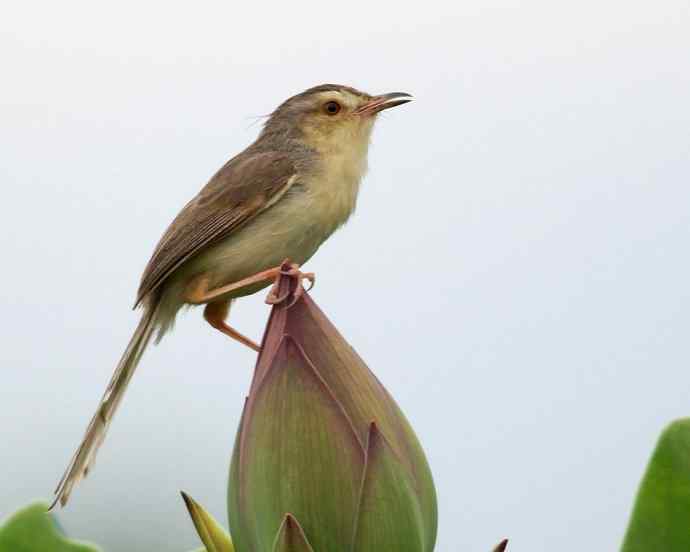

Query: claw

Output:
[266, 288, 291, 305]
[303, 273, 315, 292]
[265, 263, 316, 307]
[287, 283, 304, 308]
[265, 275, 290, 304]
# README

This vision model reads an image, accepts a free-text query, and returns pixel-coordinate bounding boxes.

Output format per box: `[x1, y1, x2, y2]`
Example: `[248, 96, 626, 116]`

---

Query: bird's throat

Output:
[305, 140, 369, 236]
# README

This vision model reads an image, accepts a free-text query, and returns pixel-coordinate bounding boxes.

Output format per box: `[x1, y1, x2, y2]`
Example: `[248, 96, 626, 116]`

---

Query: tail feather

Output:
[52, 302, 160, 508]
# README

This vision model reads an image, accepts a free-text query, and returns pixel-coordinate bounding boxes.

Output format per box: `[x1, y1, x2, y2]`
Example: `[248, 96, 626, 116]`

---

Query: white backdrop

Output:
[1, 0, 689, 550]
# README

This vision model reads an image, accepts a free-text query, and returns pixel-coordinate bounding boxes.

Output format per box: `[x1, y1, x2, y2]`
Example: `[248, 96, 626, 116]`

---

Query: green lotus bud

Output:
[182, 492, 235, 552]
[228, 275, 437, 552]
[621, 418, 690, 551]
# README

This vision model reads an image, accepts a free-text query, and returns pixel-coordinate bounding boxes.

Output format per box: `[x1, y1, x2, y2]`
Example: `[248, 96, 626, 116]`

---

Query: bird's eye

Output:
[324, 101, 341, 115]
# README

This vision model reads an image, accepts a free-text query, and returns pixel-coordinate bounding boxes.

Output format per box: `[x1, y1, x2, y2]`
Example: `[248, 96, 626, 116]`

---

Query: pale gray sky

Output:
[1, 0, 689, 550]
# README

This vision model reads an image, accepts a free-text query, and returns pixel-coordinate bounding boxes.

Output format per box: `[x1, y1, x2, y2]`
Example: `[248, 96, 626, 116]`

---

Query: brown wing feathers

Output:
[135, 151, 297, 306]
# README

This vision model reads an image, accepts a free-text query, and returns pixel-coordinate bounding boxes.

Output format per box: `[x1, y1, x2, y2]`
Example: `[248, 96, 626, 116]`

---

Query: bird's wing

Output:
[135, 151, 298, 306]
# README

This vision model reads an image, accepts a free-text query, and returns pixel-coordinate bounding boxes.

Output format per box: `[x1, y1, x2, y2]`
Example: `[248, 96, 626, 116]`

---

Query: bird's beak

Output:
[355, 92, 413, 116]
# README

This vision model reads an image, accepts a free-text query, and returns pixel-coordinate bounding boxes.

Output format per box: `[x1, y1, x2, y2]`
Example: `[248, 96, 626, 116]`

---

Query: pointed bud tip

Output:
[493, 538, 509, 552]
[181, 490, 235, 552]
[273, 514, 314, 552]
[180, 490, 194, 511]
[284, 513, 296, 527]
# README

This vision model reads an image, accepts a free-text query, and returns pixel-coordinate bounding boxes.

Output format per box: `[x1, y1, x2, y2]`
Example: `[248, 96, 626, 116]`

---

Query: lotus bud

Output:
[228, 269, 437, 551]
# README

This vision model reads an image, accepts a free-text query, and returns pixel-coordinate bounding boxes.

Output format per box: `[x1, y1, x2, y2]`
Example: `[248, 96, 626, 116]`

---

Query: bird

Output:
[52, 84, 413, 507]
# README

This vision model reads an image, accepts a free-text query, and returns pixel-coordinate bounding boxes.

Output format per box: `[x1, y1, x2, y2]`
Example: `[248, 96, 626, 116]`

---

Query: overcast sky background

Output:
[1, 0, 689, 550]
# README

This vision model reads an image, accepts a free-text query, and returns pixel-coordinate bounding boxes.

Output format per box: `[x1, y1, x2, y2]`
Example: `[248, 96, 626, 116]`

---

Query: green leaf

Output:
[0, 502, 100, 552]
[621, 418, 690, 551]
[181, 492, 234, 552]
[271, 515, 314, 552]
[353, 423, 427, 551]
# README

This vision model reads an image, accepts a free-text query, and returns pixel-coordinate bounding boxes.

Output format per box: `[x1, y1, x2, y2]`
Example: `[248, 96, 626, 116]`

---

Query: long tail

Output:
[52, 301, 161, 508]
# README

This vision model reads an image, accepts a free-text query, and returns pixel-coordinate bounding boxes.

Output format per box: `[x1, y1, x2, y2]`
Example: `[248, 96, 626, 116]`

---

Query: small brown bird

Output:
[52, 84, 413, 506]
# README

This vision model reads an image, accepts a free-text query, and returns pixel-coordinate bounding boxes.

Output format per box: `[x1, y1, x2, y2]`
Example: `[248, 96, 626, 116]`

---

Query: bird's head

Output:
[260, 84, 413, 155]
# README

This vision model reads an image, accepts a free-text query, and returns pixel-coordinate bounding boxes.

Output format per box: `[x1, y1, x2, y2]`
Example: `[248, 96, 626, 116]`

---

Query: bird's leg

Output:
[185, 260, 315, 308]
[185, 266, 284, 305]
[203, 300, 261, 352]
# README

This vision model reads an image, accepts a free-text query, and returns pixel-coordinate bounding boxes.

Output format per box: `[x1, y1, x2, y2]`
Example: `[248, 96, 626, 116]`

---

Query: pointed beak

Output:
[355, 92, 413, 116]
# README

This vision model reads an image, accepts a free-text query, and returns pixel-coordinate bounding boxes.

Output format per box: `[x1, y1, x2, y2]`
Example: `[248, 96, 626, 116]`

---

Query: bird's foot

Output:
[265, 260, 315, 307]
